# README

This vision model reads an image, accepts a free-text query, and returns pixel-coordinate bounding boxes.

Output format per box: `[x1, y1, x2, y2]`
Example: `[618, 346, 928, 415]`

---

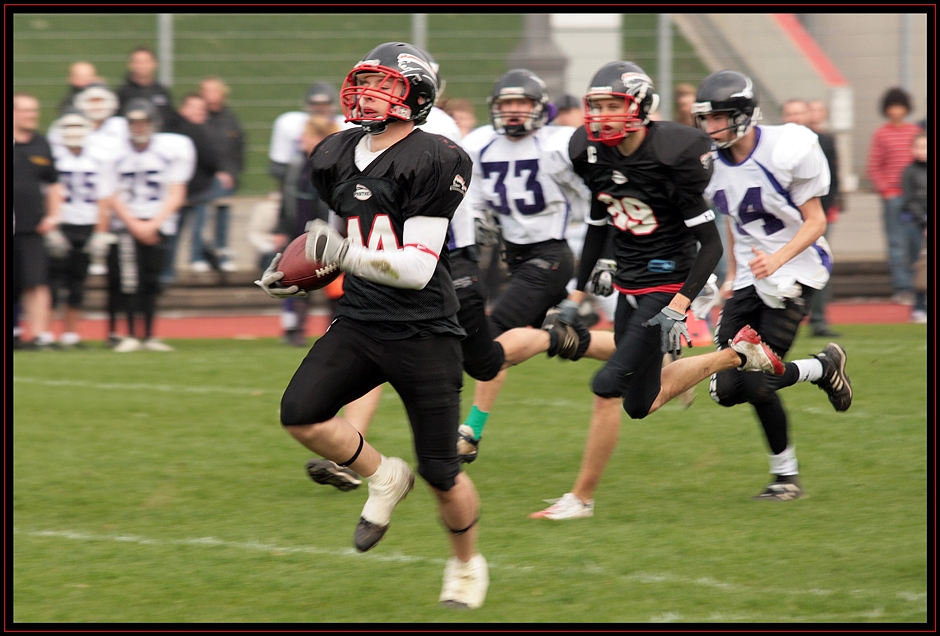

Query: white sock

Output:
[793, 358, 823, 383]
[769, 445, 798, 476]
[367, 455, 388, 482]
[281, 311, 297, 330]
[60, 332, 80, 345]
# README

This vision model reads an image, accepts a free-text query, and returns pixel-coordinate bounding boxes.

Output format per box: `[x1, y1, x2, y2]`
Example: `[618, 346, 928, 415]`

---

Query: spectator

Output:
[552, 94, 583, 127]
[199, 75, 246, 273]
[673, 82, 697, 127]
[440, 97, 478, 138]
[268, 81, 347, 187]
[902, 130, 928, 323]
[116, 46, 174, 124]
[58, 61, 100, 114]
[161, 93, 233, 279]
[806, 99, 843, 337]
[866, 87, 922, 306]
[13, 92, 61, 350]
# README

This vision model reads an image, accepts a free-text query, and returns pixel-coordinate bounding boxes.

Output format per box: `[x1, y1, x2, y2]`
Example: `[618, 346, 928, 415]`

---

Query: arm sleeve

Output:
[341, 215, 449, 289]
[678, 218, 723, 301]
[575, 222, 611, 291]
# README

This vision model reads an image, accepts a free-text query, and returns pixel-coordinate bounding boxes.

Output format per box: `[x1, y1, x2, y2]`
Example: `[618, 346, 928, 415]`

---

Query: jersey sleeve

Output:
[774, 124, 830, 206]
[268, 112, 302, 164]
[542, 126, 591, 221]
[672, 130, 714, 221]
[165, 134, 197, 184]
[402, 137, 473, 221]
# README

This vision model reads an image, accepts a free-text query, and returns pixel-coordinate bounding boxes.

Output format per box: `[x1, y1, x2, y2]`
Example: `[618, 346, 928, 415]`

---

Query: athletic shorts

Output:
[715, 284, 816, 358]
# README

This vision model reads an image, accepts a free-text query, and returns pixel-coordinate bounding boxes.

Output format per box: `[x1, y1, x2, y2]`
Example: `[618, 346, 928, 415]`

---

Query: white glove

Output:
[589, 259, 617, 297]
[690, 274, 720, 320]
[84, 231, 117, 259]
[43, 228, 71, 259]
[305, 219, 350, 268]
[254, 253, 307, 299]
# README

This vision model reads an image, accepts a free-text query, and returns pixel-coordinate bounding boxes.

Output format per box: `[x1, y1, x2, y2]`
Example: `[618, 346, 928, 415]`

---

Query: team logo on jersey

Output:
[449, 174, 468, 194]
[700, 152, 713, 171]
[611, 170, 628, 184]
[354, 184, 373, 201]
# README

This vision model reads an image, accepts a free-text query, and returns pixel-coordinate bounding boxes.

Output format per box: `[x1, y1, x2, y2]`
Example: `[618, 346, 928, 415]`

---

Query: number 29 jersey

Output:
[570, 120, 714, 292]
[705, 123, 832, 293]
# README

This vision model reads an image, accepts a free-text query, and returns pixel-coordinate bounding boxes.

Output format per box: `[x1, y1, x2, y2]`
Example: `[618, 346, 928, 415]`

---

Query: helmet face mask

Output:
[583, 62, 659, 146]
[692, 70, 762, 149]
[341, 42, 438, 134]
[74, 85, 118, 123]
[56, 112, 93, 148]
[124, 98, 161, 145]
[488, 69, 549, 138]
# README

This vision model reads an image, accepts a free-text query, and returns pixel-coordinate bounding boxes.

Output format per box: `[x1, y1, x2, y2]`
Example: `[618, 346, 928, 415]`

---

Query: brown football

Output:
[276, 232, 341, 291]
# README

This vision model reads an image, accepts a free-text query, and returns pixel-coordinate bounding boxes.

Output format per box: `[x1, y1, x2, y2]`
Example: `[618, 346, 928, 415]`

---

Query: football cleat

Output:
[354, 457, 414, 552]
[439, 554, 489, 609]
[542, 309, 591, 361]
[305, 458, 361, 491]
[753, 475, 802, 501]
[529, 492, 595, 520]
[456, 424, 479, 464]
[112, 337, 142, 353]
[142, 338, 174, 352]
[811, 343, 852, 412]
[729, 325, 784, 374]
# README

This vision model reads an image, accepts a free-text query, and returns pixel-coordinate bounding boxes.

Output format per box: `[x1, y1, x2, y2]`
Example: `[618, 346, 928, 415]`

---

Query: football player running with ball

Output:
[255, 42, 487, 609]
[692, 70, 851, 501]
[531, 62, 787, 521]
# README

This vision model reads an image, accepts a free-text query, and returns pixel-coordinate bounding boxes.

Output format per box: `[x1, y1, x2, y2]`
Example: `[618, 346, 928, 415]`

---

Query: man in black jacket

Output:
[160, 93, 233, 280]
[117, 47, 174, 124]
[199, 76, 246, 272]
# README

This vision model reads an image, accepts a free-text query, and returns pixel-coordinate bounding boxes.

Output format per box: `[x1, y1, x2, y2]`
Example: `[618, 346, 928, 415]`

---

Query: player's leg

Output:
[139, 235, 172, 350]
[60, 225, 93, 347]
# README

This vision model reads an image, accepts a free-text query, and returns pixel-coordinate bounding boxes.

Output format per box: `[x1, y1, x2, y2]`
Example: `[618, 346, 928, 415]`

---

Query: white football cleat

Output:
[529, 492, 594, 520]
[439, 554, 489, 609]
[354, 457, 414, 552]
[142, 338, 174, 352]
[112, 337, 142, 353]
[729, 325, 785, 375]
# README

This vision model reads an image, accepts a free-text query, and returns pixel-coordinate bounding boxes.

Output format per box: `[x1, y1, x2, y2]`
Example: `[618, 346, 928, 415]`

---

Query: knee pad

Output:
[418, 458, 458, 492]
[621, 395, 651, 420]
[710, 369, 745, 407]
[591, 366, 622, 399]
[463, 340, 504, 382]
[739, 371, 777, 404]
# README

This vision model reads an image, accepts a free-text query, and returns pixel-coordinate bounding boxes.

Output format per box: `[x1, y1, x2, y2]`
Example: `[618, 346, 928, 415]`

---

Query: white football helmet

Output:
[54, 110, 93, 148]
[74, 85, 119, 123]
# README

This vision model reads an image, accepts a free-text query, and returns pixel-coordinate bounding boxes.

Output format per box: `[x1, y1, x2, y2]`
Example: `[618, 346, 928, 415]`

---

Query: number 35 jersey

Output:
[460, 124, 590, 246]
[570, 121, 714, 291]
[705, 123, 832, 293]
[99, 133, 196, 236]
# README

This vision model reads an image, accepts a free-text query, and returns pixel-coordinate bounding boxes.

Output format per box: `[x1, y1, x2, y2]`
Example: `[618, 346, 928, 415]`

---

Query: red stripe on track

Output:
[772, 14, 849, 86]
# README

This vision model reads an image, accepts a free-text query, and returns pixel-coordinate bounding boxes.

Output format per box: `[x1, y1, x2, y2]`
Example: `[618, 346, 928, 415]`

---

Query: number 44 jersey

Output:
[570, 120, 715, 292]
[705, 123, 832, 296]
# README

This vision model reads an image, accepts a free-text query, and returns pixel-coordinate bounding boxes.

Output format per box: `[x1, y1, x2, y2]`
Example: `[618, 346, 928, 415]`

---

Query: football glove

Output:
[689, 274, 720, 320]
[305, 219, 350, 268]
[254, 253, 307, 299]
[547, 298, 580, 326]
[643, 306, 691, 355]
[474, 212, 501, 248]
[84, 231, 117, 259]
[43, 228, 71, 259]
[589, 259, 617, 297]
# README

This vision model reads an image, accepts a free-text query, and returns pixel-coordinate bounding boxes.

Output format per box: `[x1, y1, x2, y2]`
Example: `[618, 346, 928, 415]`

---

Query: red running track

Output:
[44, 301, 919, 342]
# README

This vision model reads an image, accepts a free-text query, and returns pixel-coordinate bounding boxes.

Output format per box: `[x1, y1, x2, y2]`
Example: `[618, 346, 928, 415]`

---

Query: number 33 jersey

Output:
[705, 123, 832, 293]
[570, 121, 714, 291]
[460, 124, 591, 246]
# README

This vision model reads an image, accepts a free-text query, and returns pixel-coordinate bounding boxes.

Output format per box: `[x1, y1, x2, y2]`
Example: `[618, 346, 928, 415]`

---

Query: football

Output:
[276, 232, 341, 291]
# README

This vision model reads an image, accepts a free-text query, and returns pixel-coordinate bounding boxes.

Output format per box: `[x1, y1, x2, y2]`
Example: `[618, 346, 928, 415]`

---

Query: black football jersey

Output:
[569, 121, 714, 291]
[310, 128, 472, 328]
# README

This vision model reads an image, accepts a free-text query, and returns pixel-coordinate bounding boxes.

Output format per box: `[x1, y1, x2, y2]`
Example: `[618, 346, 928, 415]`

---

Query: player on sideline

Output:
[692, 70, 851, 501]
[98, 98, 195, 352]
[255, 42, 488, 609]
[530, 61, 788, 521]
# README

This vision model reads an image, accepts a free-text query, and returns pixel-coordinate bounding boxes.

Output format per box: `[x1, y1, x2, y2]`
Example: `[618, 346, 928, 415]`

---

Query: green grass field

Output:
[12, 325, 928, 624]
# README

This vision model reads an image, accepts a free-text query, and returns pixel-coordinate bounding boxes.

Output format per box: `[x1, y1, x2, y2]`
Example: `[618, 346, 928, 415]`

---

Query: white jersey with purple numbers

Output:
[99, 132, 196, 236]
[459, 123, 590, 246]
[268, 111, 352, 165]
[705, 123, 832, 298]
[52, 138, 116, 226]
